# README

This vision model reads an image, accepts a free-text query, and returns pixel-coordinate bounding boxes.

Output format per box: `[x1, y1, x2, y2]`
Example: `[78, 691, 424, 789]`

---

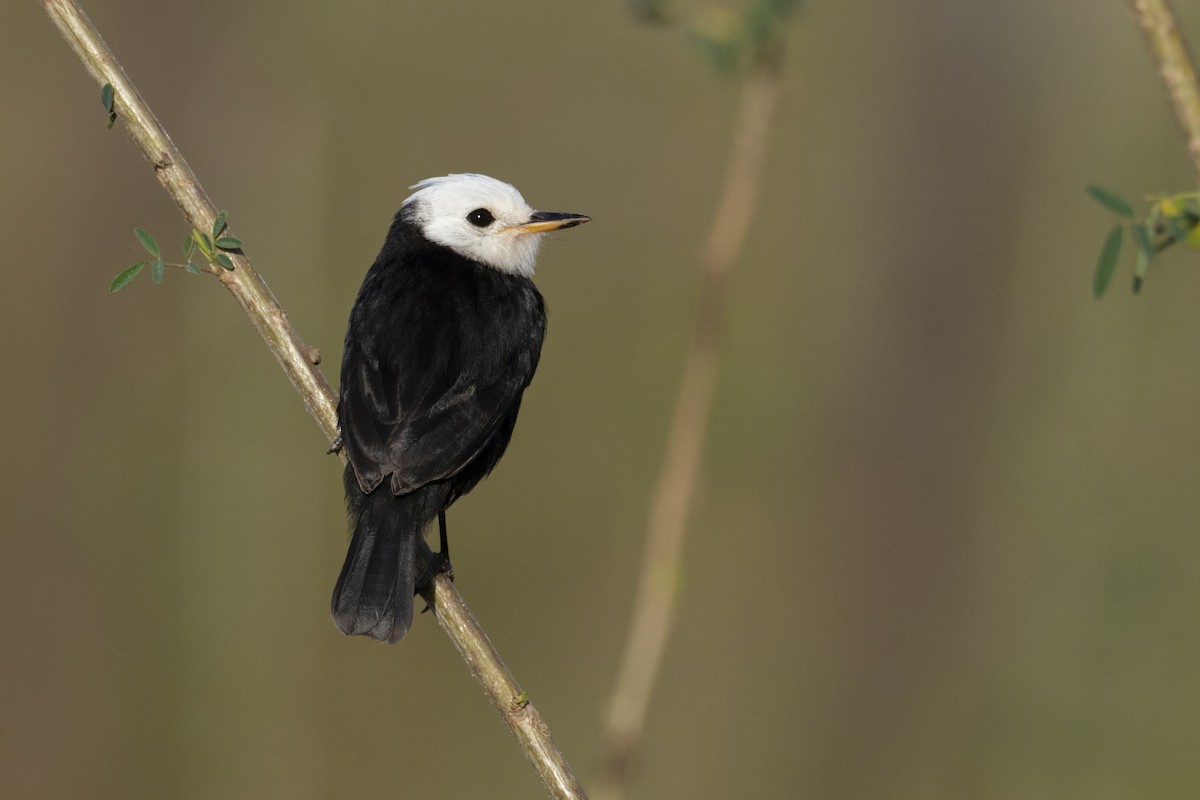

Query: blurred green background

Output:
[5, 1, 1200, 797]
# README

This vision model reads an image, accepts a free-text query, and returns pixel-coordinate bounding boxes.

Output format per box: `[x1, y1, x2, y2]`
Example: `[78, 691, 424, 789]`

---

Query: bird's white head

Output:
[402, 174, 590, 277]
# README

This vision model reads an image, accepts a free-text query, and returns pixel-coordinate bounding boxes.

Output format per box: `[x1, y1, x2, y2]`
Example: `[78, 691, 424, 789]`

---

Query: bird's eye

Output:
[467, 208, 495, 228]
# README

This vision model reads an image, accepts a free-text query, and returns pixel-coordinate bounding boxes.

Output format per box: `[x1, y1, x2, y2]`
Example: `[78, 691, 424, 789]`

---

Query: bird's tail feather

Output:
[331, 482, 425, 644]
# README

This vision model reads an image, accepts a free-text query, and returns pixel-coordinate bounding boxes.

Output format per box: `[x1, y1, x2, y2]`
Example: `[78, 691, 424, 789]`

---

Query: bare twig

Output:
[41, 1, 584, 796]
[1127, 0, 1200, 183]
[418, 581, 585, 798]
[593, 55, 783, 800]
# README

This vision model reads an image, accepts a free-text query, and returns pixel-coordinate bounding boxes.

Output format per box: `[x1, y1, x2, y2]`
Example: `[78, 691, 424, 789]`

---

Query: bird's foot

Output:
[415, 545, 454, 612]
[326, 435, 343, 455]
[416, 516, 454, 615]
[424, 548, 454, 583]
[416, 552, 454, 615]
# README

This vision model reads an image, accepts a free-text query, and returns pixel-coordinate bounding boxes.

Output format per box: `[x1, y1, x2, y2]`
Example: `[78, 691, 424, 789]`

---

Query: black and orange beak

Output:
[514, 210, 591, 234]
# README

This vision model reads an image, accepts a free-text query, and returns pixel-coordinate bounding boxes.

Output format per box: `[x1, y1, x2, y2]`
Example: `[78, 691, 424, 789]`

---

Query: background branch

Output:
[41, 1, 584, 797]
[1126, 0, 1200, 183]
[593, 54, 783, 800]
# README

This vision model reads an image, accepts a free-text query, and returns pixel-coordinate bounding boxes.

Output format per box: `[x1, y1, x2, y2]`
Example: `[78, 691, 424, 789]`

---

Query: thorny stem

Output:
[593, 53, 784, 800]
[41, 1, 585, 797]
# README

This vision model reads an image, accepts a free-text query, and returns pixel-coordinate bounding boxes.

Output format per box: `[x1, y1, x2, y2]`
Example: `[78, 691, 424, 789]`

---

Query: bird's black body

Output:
[332, 211, 546, 643]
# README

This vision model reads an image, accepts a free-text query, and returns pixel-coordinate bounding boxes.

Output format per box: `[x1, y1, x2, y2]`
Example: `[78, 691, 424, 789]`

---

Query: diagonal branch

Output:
[42, 0, 338, 438]
[1126, 0, 1200, 184]
[41, 1, 585, 797]
[593, 53, 784, 800]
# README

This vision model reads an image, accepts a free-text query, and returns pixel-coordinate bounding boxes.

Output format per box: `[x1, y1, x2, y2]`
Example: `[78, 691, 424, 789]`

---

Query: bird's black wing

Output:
[339, 254, 544, 497]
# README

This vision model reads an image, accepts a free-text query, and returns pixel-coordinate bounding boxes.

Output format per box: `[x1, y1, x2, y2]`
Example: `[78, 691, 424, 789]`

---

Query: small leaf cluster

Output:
[629, 0, 800, 74]
[110, 211, 242, 293]
[1087, 185, 1200, 298]
[101, 83, 116, 129]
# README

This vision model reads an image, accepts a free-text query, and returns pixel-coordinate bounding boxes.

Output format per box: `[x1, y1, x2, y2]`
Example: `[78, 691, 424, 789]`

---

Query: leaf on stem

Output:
[134, 228, 160, 258]
[184, 261, 202, 275]
[110, 262, 145, 293]
[1086, 185, 1135, 218]
[215, 253, 235, 270]
[151, 257, 165, 285]
[215, 236, 242, 250]
[1093, 224, 1123, 298]
[101, 83, 116, 128]
[212, 210, 228, 242]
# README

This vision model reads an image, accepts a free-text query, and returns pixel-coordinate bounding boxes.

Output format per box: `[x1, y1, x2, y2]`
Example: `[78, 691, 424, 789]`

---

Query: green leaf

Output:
[101, 83, 114, 112]
[134, 228, 160, 258]
[189, 230, 213, 260]
[1093, 224, 1123, 298]
[212, 210, 228, 241]
[109, 262, 145, 293]
[215, 236, 242, 250]
[1086, 185, 1135, 218]
[184, 261, 202, 275]
[183, 236, 195, 258]
[215, 253, 235, 270]
[151, 258, 165, 285]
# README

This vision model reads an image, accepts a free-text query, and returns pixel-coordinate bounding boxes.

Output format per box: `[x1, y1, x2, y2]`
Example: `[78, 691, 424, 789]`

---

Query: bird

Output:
[331, 173, 590, 643]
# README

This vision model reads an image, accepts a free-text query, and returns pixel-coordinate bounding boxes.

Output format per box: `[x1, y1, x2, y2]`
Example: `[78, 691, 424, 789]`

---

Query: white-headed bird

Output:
[332, 174, 589, 643]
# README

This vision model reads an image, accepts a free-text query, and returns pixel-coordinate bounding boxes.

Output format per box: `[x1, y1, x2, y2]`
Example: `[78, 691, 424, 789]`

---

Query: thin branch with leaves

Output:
[40, 1, 584, 797]
[592, 7, 790, 798]
[1087, 2, 1200, 296]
